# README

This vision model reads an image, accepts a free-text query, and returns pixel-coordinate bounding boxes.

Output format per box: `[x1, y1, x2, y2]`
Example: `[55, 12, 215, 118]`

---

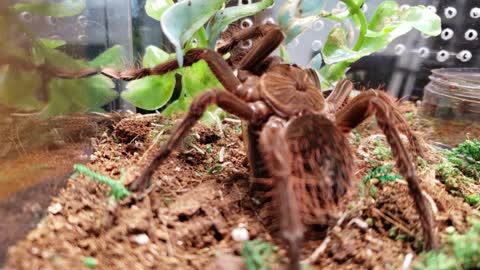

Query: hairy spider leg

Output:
[217, 23, 285, 72]
[125, 90, 269, 191]
[336, 91, 436, 250]
[259, 116, 304, 270]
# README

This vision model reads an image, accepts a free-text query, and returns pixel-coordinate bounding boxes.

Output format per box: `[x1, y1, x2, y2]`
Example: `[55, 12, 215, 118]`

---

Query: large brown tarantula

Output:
[58, 23, 436, 269]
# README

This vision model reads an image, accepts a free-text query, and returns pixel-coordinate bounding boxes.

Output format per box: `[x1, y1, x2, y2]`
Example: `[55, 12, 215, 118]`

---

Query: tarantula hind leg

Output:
[259, 117, 304, 270]
[336, 91, 437, 250]
[125, 90, 257, 191]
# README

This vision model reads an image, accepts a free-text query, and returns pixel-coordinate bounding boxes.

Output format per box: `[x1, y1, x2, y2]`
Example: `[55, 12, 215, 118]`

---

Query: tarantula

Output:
[58, 23, 436, 269]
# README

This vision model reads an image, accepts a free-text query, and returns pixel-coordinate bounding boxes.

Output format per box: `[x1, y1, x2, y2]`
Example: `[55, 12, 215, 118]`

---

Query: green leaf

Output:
[38, 38, 66, 49]
[402, 6, 441, 36]
[31, 45, 118, 116]
[298, 0, 327, 17]
[41, 76, 117, 116]
[206, 0, 273, 49]
[89, 45, 125, 68]
[182, 60, 223, 97]
[122, 74, 175, 110]
[163, 94, 192, 116]
[160, 0, 226, 66]
[322, 28, 360, 64]
[13, 0, 86, 18]
[308, 53, 323, 70]
[0, 67, 44, 111]
[368, 1, 399, 32]
[279, 11, 317, 44]
[145, 0, 174, 21]
[143, 46, 170, 68]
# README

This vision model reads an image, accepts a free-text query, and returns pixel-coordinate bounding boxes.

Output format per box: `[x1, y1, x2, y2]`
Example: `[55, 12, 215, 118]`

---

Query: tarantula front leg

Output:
[336, 91, 436, 250]
[126, 90, 270, 191]
[217, 23, 284, 72]
[325, 79, 354, 112]
[259, 116, 304, 270]
[336, 90, 424, 156]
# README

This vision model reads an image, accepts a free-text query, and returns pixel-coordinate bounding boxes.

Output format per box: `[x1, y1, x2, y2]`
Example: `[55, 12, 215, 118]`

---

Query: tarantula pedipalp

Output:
[62, 23, 435, 269]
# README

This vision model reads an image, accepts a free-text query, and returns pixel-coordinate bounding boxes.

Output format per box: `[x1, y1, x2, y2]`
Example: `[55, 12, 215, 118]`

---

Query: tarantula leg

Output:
[259, 117, 304, 270]
[217, 23, 284, 72]
[325, 79, 354, 112]
[126, 90, 266, 191]
[337, 93, 436, 250]
[335, 90, 425, 157]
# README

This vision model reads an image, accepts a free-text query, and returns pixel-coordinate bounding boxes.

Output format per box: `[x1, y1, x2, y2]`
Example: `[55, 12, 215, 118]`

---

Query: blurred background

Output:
[0, 0, 478, 266]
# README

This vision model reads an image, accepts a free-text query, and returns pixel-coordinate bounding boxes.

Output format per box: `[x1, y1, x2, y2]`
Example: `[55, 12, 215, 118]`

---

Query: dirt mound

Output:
[5, 105, 479, 269]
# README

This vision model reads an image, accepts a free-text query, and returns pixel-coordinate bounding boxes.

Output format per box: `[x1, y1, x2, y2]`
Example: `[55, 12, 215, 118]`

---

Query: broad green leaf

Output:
[182, 60, 223, 97]
[145, 0, 174, 21]
[41, 76, 117, 116]
[308, 53, 323, 70]
[89, 45, 125, 68]
[160, 0, 226, 66]
[368, 1, 399, 31]
[31, 44, 119, 116]
[277, 1, 317, 44]
[322, 28, 361, 64]
[13, 0, 86, 18]
[206, 0, 273, 49]
[122, 74, 175, 110]
[402, 6, 441, 36]
[0, 67, 43, 111]
[143, 46, 170, 68]
[298, 0, 327, 17]
[163, 95, 191, 116]
[38, 38, 66, 49]
[184, 27, 208, 52]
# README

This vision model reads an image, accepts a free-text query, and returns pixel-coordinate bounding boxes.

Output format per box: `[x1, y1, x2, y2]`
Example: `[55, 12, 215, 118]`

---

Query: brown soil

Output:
[4, 104, 480, 270]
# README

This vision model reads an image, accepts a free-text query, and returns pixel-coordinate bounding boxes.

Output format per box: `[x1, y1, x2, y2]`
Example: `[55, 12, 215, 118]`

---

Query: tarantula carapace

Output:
[60, 23, 436, 269]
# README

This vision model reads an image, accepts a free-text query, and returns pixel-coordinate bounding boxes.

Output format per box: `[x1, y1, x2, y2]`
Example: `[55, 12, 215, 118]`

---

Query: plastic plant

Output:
[73, 164, 131, 200]
[363, 164, 403, 184]
[278, 0, 441, 89]
[414, 219, 480, 270]
[0, 1, 122, 117]
[240, 238, 278, 270]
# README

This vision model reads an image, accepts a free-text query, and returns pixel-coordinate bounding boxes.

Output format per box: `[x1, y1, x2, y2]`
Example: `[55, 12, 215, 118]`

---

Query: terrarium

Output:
[1, 0, 479, 269]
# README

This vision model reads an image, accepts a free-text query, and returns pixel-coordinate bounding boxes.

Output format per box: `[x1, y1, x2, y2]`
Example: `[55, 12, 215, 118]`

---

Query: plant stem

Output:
[74, 164, 131, 200]
[340, 0, 368, 51]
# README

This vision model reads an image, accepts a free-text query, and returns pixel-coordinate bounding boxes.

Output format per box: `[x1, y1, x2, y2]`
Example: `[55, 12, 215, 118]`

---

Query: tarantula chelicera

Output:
[62, 23, 436, 268]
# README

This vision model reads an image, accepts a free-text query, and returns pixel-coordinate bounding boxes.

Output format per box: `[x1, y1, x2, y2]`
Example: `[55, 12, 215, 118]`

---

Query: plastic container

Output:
[421, 68, 480, 121]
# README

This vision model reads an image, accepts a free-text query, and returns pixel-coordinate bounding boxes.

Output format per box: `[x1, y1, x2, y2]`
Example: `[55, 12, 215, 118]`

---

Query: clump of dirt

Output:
[4, 103, 480, 270]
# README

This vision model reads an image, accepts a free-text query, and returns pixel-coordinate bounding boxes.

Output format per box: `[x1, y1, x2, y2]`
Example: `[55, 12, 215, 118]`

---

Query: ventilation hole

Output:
[418, 47, 430, 58]
[471, 7, 480, 19]
[444, 7, 457, 19]
[441, 28, 454, 40]
[394, 44, 406, 55]
[77, 15, 88, 27]
[336, 2, 347, 10]
[400, 4, 410, 11]
[50, 35, 62, 40]
[240, 39, 253, 49]
[191, 38, 198, 48]
[262, 17, 275, 25]
[426, 5, 437, 14]
[361, 3, 368, 12]
[313, 20, 324, 31]
[46, 16, 57, 26]
[465, 29, 478, 41]
[19, 11, 33, 23]
[312, 40, 323, 51]
[436, 50, 450, 62]
[240, 18, 253, 29]
[457, 50, 472, 62]
[237, 0, 252, 5]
